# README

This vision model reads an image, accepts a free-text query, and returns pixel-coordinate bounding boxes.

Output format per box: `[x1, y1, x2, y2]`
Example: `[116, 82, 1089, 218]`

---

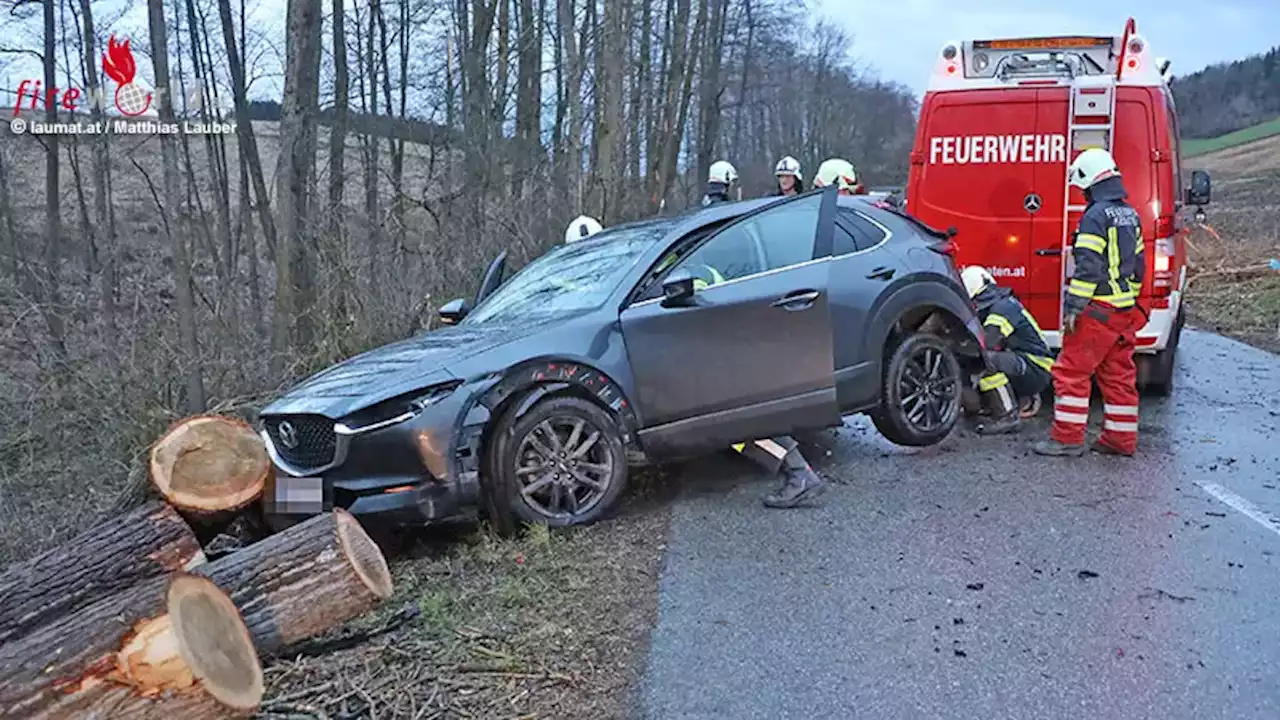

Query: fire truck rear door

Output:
[914, 89, 1036, 299]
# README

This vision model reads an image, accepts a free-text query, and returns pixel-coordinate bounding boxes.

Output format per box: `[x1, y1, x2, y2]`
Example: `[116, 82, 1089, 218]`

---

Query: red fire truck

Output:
[905, 18, 1212, 395]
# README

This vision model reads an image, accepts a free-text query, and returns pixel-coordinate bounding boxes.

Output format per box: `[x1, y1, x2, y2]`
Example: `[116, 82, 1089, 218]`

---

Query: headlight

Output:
[339, 382, 461, 435]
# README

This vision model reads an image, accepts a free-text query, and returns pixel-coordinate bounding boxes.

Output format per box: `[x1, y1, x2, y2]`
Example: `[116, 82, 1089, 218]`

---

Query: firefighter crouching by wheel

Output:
[960, 266, 1054, 435]
[1034, 148, 1145, 458]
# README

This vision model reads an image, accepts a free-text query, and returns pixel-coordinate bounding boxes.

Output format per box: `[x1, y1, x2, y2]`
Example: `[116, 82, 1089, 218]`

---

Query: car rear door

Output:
[825, 203, 902, 411]
[909, 89, 1038, 303]
[619, 188, 841, 457]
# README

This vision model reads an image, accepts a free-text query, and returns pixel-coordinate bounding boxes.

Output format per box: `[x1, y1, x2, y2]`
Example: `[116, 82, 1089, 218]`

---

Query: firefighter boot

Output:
[975, 382, 1021, 435]
[1032, 439, 1086, 457]
[762, 454, 826, 508]
[1091, 439, 1134, 457]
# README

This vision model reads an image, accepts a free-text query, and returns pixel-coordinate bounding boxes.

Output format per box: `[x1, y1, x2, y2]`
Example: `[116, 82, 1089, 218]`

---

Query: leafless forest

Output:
[0, 0, 918, 562]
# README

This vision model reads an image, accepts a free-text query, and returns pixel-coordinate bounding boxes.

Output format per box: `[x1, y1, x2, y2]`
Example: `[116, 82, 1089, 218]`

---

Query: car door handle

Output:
[1035, 248, 1063, 256]
[771, 289, 821, 310]
[866, 266, 895, 280]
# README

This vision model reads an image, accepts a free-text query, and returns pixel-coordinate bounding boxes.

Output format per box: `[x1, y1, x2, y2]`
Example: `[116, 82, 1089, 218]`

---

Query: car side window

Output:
[674, 194, 821, 284]
[834, 207, 888, 254]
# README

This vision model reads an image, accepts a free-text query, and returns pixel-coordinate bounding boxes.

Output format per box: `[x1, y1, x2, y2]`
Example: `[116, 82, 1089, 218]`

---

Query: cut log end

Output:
[150, 415, 270, 513]
[335, 509, 394, 600]
[168, 574, 264, 712]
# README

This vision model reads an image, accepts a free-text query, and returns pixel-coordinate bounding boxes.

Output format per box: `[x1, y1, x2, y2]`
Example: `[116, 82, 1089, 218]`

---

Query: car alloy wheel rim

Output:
[898, 345, 959, 433]
[515, 416, 614, 519]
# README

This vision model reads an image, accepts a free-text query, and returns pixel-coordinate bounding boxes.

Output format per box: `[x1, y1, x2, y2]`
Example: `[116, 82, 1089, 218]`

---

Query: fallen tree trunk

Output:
[149, 414, 271, 515]
[0, 573, 263, 719]
[195, 508, 394, 655]
[0, 500, 205, 646]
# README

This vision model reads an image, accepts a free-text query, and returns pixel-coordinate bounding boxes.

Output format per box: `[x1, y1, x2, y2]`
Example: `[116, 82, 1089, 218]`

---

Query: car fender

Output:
[862, 277, 985, 363]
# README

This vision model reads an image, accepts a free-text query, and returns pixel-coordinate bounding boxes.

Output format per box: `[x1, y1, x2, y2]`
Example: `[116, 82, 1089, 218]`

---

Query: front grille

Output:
[265, 414, 336, 470]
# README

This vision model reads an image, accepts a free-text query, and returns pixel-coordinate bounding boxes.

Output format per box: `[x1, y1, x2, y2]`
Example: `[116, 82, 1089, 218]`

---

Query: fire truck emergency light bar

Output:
[972, 36, 1113, 50]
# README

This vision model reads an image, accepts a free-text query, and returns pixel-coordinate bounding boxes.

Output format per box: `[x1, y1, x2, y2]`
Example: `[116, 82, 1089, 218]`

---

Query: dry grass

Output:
[1182, 135, 1280, 353]
[258, 468, 680, 720]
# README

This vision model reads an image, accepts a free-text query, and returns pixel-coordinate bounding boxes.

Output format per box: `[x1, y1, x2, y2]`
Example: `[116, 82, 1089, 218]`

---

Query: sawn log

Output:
[0, 573, 263, 719]
[149, 414, 271, 515]
[0, 500, 205, 646]
[195, 508, 394, 655]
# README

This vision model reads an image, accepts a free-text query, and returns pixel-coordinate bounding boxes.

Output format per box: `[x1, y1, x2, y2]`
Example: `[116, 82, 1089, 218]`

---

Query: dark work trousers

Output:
[987, 350, 1053, 400]
[732, 435, 808, 475]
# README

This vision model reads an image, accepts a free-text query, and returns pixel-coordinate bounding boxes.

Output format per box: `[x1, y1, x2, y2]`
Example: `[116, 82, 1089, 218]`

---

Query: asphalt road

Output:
[639, 329, 1280, 720]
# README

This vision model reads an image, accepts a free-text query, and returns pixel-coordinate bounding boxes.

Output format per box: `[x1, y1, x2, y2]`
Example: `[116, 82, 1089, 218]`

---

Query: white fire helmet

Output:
[813, 158, 857, 192]
[565, 215, 603, 243]
[1068, 148, 1121, 191]
[960, 265, 995, 298]
[774, 156, 802, 181]
[708, 160, 739, 185]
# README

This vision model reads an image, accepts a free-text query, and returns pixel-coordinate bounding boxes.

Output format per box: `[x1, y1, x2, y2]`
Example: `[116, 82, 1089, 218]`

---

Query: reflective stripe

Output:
[1068, 278, 1097, 298]
[1107, 226, 1123, 297]
[1104, 404, 1139, 417]
[1055, 410, 1089, 425]
[1021, 308, 1047, 339]
[979, 372, 1010, 391]
[732, 442, 746, 453]
[1075, 233, 1107, 253]
[1056, 395, 1090, 409]
[1103, 420, 1139, 433]
[985, 313, 1015, 337]
[1028, 354, 1055, 372]
[1092, 290, 1137, 308]
[756, 438, 789, 459]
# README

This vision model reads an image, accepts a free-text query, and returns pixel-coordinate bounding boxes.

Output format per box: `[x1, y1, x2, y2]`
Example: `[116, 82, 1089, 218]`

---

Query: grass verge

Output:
[1184, 117, 1280, 158]
[1186, 273, 1280, 354]
[259, 467, 679, 720]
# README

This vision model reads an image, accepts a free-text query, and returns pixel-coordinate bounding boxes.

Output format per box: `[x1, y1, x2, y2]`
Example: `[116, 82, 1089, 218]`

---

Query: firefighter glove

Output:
[1063, 312, 1078, 335]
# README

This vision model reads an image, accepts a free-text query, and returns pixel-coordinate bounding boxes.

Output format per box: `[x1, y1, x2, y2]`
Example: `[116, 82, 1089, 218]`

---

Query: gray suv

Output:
[258, 185, 987, 533]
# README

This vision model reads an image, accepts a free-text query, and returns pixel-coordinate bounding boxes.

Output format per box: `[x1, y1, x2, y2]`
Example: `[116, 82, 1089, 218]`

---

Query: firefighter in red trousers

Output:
[1034, 148, 1145, 457]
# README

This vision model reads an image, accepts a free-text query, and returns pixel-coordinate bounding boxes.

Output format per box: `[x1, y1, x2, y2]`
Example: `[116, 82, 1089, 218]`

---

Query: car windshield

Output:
[462, 219, 675, 325]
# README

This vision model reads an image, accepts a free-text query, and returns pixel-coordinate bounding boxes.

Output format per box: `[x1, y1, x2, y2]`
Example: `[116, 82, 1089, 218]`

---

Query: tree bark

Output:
[41, 0, 68, 364]
[328, 0, 349, 240]
[148, 415, 271, 515]
[149, 0, 207, 414]
[275, 0, 323, 361]
[592, 0, 625, 222]
[216, 0, 278, 260]
[194, 509, 393, 655]
[0, 574, 263, 719]
[0, 501, 204, 647]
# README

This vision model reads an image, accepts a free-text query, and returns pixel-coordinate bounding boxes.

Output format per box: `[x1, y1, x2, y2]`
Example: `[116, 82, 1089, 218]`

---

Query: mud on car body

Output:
[258, 185, 989, 533]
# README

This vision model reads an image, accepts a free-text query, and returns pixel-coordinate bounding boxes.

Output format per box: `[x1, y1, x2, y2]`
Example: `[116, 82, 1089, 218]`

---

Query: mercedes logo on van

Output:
[1023, 193, 1043, 213]
[277, 420, 299, 449]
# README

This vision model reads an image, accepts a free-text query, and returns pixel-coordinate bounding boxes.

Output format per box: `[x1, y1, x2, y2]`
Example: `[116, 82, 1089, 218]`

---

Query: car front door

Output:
[619, 187, 841, 458]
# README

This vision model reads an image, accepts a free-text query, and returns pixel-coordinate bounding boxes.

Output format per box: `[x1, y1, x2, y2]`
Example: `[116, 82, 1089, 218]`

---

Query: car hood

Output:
[261, 321, 543, 418]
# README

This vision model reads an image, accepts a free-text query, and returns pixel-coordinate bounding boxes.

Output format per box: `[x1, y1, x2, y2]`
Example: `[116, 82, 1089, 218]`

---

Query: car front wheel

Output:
[491, 396, 628, 529]
[871, 333, 962, 447]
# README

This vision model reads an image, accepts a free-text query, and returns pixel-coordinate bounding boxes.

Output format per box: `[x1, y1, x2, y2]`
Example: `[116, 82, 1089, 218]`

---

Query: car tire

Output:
[871, 332, 962, 447]
[489, 396, 628, 529]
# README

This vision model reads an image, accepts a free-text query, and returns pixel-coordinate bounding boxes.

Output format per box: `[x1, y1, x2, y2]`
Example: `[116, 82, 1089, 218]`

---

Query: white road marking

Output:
[1197, 482, 1280, 540]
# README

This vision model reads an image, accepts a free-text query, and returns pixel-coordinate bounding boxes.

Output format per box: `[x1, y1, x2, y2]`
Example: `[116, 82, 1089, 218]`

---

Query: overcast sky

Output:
[816, 0, 1279, 96]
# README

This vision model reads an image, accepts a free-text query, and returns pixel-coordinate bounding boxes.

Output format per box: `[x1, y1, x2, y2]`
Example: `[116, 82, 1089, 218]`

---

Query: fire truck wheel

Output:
[871, 332, 962, 447]
[1140, 307, 1183, 397]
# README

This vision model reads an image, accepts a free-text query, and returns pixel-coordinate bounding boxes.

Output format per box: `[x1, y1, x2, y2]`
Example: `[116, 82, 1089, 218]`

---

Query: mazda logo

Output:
[1023, 193, 1043, 213]
[277, 420, 299, 449]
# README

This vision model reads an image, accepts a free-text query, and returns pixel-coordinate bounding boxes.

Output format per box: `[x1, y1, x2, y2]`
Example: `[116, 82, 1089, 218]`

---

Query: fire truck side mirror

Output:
[1187, 170, 1211, 206]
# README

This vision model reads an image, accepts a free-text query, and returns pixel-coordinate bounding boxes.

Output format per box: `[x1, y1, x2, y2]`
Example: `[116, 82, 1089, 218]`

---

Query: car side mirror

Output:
[1186, 170, 1211, 206]
[661, 269, 696, 308]
[438, 297, 470, 325]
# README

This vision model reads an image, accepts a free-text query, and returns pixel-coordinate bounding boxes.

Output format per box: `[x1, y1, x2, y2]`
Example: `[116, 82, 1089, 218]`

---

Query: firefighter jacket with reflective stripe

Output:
[1065, 176, 1145, 315]
[974, 285, 1054, 372]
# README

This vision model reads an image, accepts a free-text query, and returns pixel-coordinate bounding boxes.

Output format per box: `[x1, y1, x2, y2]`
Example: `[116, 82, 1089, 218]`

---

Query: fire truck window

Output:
[835, 209, 887, 254]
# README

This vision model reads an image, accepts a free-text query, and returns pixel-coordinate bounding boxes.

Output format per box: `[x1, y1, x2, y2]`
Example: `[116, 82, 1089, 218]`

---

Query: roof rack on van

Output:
[927, 18, 1167, 92]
